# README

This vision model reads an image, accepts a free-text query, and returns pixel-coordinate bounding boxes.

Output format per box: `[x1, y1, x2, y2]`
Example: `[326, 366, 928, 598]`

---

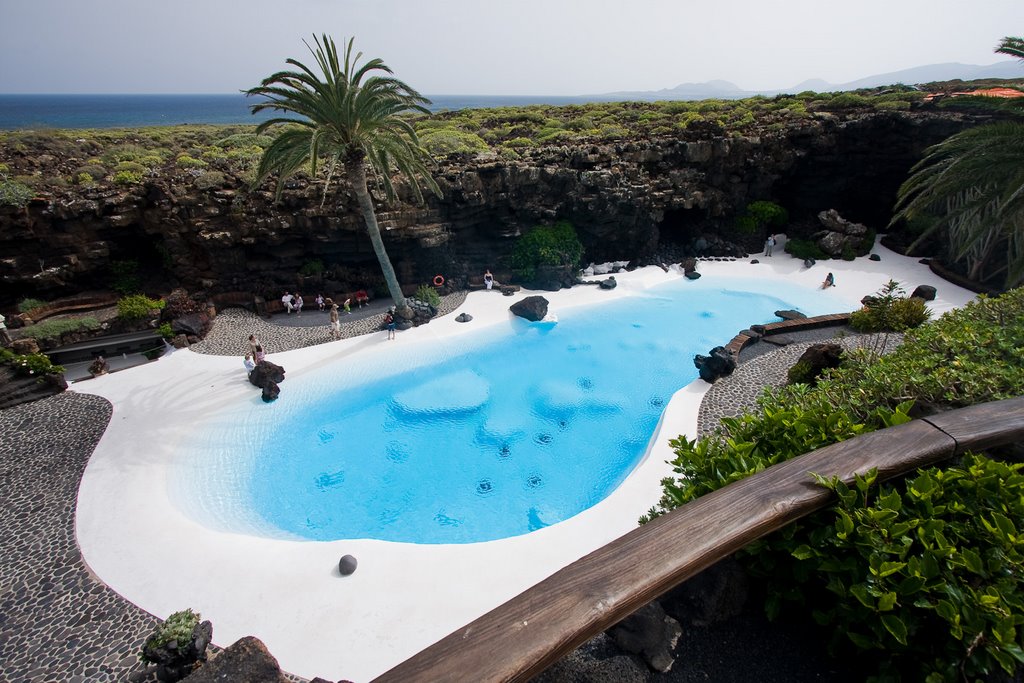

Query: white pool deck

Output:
[75, 242, 976, 682]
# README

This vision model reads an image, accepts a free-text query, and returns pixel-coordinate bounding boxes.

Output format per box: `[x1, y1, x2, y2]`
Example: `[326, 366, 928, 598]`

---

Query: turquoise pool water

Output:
[177, 276, 837, 544]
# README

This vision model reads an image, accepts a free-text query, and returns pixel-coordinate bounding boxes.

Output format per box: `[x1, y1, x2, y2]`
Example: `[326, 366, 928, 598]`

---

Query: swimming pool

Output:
[173, 276, 836, 544]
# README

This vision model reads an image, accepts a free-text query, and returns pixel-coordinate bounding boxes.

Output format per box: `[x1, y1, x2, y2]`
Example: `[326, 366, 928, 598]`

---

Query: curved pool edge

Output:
[73, 252, 977, 681]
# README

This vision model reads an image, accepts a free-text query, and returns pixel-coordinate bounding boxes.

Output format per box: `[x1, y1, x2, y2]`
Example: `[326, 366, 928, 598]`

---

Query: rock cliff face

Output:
[0, 110, 986, 306]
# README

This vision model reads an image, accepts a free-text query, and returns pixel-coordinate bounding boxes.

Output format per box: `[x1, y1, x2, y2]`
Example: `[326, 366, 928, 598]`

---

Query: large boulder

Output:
[788, 343, 843, 385]
[249, 360, 285, 402]
[911, 284, 937, 301]
[183, 636, 287, 683]
[693, 346, 736, 383]
[510, 296, 549, 322]
[813, 209, 871, 258]
[171, 312, 211, 338]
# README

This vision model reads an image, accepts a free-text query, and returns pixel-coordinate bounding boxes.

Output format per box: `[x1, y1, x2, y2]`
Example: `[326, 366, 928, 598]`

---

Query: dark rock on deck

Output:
[511, 296, 549, 322]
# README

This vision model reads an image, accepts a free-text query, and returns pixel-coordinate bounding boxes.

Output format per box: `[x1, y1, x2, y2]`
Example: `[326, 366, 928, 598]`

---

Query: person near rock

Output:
[764, 234, 775, 257]
[243, 352, 256, 375]
[247, 334, 260, 358]
[355, 290, 369, 308]
[281, 292, 295, 314]
[294, 293, 304, 315]
[385, 312, 396, 340]
[821, 272, 835, 289]
[0, 312, 11, 346]
[255, 344, 266, 362]
[484, 270, 494, 290]
[315, 293, 325, 311]
[329, 303, 341, 339]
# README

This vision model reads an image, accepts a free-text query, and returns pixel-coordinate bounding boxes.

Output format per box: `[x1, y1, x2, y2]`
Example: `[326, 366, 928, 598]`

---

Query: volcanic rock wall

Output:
[0, 110, 984, 306]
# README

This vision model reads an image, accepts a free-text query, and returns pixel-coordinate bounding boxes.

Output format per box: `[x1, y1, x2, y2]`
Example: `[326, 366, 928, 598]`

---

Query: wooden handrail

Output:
[374, 397, 1024, 682]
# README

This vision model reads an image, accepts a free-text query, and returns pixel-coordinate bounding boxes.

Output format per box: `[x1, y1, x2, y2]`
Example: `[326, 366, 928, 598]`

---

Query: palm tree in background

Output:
[246, 35, 440, 307]
[891, 36, 1024, 289]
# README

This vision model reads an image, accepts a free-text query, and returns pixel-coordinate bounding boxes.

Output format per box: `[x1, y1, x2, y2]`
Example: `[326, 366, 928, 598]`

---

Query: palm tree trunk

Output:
[347, 158, 405, 307]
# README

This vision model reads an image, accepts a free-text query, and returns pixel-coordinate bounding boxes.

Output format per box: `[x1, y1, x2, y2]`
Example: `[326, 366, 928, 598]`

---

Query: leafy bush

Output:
[158, 322, 174, 340]
[735, 200, 788, 233]
[784, 238, 828, 261]
[112, 170, 143, 185]
[17, 297, 47, 313]
[117, 294, 165, 321]
[414, 284, 442, 307]
[176, 155, 207, 169]
[643, 286, 1024, 680]
[0, 179, 34, 207]
[22, 316, 100, 342]
[142, 608, 200, 657]
[193, 171, 226, 191]
[115, 161, 147, 175]
[785, 360, 815, 385]
[74, 172, 94, 185]
[510, 220, 585, 281]
[299, 259, 324, 277]
[420, 128, 489, 155]
[850, 280, 932, 333]
[2, 351, 65, 377]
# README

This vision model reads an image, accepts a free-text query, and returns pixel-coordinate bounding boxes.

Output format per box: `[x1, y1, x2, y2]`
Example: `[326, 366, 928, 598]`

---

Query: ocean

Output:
[0, 93, 604, 130]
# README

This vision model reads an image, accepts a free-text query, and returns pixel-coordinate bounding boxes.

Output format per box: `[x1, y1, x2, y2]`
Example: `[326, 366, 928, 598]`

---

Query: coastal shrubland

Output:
[642, 287, 1024, 680]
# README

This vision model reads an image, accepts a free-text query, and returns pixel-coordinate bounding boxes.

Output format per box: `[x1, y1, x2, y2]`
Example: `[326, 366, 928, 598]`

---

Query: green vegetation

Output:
[510, 220, 585, 281]
[735, 200, 788, 234]
[109, 260, 140, 295]
[117, 294, 165, 321]
[298, 259, 325, 277]
[247, 34, 440, 307]
[158, 323, 174, 340]
[0, 160, 34, 206]
[784, 238, 828, 261]
[849, 280, 932, 333]
[20, 316, 101, 342]
[141, 608, 200, 656]
[0, 348, 66, 377]
[642, 287, 1024, 680]
[413, 284, 442, 307]
[17, 297, 47, 313]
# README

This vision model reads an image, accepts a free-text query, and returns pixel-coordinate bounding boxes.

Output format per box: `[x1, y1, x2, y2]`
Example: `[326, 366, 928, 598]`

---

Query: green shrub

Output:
[158, 322, 174, 340]
[849, 280, 932, 333]
[75, 164, 107, 179]
[17, 297, 47, 313]
[4, 351, 65, 377]
[298, 259, 324, 277]
[142, 608, 200, 658]
[643, 286, 1024, 680]
[840, 243, 857, 261]
[112, 170, 143, 185]
[735, 200, 788, 234]
[115, 161, 146, 175]
[785, 360, 815, 385]
[74, 172, 94, 186]
[510, 220, 585, 281]
[0, 179, 34, 207]
[176, 155, 207, 169]
[20, 316, 100, 342]
[414, 284, 442, 308]
[875, 100, 911, 111]
[784, 238, 828, 260]
[822, 93, 869, 109]
[193, 171, 226, 191]
[117, 294, 165, 321]
[504, 137, 535, 148]
[420, 128, 489, 155]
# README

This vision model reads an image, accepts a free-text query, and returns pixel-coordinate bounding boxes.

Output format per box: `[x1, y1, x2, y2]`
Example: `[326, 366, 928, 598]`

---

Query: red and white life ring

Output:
[433, 275, 445, 287]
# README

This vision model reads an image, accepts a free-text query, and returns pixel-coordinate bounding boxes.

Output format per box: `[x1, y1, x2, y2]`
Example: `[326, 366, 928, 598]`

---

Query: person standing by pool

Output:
[764, 234, 776, 257]
[385, 311, 396, 340]
[247, 334, 260, 358]
[329, 303, 341, 339]
[255, 345, 266, 362]
[484, 270, 494, 290]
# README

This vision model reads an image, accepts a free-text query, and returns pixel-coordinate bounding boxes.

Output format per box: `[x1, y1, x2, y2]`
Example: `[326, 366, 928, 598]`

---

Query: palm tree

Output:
[891, 36, 1024, 289]
[997, 36, 1024, 60]
[246, 35, 439, 307]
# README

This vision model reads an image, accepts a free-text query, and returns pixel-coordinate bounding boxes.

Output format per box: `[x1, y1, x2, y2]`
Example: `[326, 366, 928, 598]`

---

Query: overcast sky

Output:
[1, 0, 1020, 95]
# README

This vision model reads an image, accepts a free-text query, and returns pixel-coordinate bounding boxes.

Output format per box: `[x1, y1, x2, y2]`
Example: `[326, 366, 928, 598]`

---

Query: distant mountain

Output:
[598, 60, 1024, 102]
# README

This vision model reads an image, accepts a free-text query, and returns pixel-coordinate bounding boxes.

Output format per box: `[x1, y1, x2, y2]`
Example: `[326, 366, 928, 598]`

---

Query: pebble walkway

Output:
[1, 294, 863, 682]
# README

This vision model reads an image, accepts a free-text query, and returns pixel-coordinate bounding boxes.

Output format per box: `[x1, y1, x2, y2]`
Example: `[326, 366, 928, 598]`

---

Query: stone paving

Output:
[0, 293, 870, 682]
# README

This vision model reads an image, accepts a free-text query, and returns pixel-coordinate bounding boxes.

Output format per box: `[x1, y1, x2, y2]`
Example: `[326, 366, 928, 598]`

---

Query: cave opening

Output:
[658, 207, 704, 249]
[106, 229, 171, 293]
